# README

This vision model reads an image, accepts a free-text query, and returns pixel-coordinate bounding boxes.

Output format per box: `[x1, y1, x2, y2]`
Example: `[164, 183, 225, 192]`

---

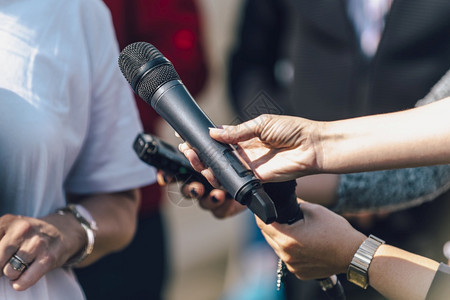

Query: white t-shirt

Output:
[0, 0, 155, 298]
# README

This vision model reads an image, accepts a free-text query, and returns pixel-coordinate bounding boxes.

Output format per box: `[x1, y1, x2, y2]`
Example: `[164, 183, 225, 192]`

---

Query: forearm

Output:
[318, 97, 450, 173]
[369, 244, 439, 300]
[296, 174, 339, 207]
[67, 189, 141, 266]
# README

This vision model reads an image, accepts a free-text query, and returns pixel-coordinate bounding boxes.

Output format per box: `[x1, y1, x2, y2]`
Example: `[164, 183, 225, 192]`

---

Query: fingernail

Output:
[211, 196, 219, 203]
[209, 128, 225, 137]
[190, 188, 198, 197]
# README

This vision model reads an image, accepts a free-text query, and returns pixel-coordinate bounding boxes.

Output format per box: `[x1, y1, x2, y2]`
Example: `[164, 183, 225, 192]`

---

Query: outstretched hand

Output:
[181, 114, 323, 185]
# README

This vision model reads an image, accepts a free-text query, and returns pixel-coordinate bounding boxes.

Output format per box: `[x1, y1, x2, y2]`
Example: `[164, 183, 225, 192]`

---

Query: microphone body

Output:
[119, 42, 277, 224]
[153, 81, 267, 209]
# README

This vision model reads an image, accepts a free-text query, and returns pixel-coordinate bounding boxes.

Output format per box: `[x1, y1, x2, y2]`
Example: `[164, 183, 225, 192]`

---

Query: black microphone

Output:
[265, 181, 346, 300]
[118, 42, 277, 224]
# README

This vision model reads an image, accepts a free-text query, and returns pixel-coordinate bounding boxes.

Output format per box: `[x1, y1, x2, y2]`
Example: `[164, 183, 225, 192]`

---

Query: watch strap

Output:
[347, 234, 385, 289]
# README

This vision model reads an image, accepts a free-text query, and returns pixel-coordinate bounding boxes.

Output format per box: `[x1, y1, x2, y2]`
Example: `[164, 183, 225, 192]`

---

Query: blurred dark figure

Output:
[229, 0, 450, 299]
[74, 1, 208, 299]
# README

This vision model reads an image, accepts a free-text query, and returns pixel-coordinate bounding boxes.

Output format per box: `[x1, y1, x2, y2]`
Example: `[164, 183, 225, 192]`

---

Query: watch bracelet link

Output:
[347, 234, 385, 289]
[57, 204, 98, 267]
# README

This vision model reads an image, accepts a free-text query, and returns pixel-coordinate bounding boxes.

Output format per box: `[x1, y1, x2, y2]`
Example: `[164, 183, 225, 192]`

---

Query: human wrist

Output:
[316, 120, 343, 173]
[333, 231, 367, 275]
[43, 211, 86, 260]
[318, 119, 368, 173]
[303, 119, 327, 174]
[56, 204, 98, 267]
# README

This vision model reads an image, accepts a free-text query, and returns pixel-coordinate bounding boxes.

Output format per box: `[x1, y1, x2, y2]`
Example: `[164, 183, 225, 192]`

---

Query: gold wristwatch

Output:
[347, 234, 385, 289]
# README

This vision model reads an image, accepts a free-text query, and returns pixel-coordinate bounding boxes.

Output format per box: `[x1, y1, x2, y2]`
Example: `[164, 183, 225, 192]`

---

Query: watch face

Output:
[348, 267, 368, 289]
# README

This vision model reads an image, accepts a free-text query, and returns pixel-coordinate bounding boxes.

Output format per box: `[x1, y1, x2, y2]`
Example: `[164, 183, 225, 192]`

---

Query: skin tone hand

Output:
[0, 214, 80, 290]
[1, 189, 140, 291]
[156, 170, 246, 219]
[207, 114, 322, 182]
[255, 199, 366, 279]
[256, 200, 439, 300]
[177, 114, 322, 217]
[179, 114, 321, 184]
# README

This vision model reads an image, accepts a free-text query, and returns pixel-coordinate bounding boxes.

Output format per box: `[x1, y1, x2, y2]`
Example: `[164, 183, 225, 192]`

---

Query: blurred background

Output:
[139, 0, 450, 298]
[75, 1, 450, 300]
[154, 1, 260, 300]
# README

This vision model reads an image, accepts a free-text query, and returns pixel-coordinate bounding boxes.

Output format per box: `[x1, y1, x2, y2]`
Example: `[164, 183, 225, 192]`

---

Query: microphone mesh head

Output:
[118, 42, 180, 103]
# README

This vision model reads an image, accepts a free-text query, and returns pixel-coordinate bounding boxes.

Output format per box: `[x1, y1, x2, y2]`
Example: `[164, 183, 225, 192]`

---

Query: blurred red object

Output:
[104, 0, 209, 216]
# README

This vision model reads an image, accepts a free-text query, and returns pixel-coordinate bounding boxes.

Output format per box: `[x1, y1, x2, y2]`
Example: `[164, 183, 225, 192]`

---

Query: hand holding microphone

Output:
[176, 105, 346, 298]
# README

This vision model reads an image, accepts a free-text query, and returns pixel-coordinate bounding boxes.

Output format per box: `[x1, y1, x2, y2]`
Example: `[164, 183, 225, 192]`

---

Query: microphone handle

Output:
[263, 181, 346, 300]
[151, 80, 277, 223]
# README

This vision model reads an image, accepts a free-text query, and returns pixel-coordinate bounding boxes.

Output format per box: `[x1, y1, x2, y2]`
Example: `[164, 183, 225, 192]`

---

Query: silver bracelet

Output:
[57, 204, 98, 267]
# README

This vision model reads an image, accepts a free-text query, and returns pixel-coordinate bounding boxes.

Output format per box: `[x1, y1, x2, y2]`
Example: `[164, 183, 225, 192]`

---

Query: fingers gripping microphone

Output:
[265, 181, 346, 300]
[118, 42, 277, 224]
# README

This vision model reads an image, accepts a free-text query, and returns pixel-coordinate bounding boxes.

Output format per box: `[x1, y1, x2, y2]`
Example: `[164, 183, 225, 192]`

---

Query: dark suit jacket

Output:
[229, 2, 450, 299]
[229, 0, 450, 121]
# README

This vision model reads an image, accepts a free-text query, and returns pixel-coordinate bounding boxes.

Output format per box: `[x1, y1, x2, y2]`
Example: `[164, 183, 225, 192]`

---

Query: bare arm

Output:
[319, 97, 450, 173]
[369, 244, 438, 300]
[63, 188, 141, 265]
[202, 97, 450, 183]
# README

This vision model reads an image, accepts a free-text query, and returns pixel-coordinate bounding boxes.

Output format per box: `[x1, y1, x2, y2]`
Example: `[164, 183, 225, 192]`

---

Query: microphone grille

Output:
[137, 64, 179, 102]
[118, 42, 180, 102]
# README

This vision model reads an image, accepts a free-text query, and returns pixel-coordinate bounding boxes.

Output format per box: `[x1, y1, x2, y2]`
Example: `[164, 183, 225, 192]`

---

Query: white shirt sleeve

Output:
[64, 1, 156, 194]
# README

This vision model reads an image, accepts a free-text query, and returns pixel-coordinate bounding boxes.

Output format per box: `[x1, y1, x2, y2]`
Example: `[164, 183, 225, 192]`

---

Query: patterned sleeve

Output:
[333, 70, 450, 213]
